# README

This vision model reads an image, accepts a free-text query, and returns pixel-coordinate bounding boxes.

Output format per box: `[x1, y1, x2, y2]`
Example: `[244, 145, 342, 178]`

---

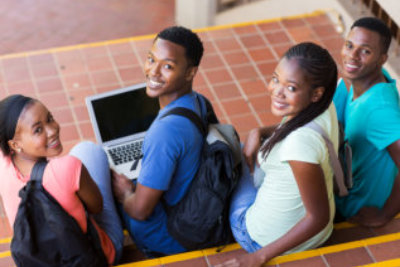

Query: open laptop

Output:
[85, 83, 160, 180]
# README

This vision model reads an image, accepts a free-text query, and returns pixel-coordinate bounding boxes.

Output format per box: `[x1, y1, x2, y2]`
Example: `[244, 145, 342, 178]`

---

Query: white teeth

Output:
[48, 140, 59, 148]
[346, 63, 359, 69]
[149, 79, 163, 87]
[273, 101, 286, 109]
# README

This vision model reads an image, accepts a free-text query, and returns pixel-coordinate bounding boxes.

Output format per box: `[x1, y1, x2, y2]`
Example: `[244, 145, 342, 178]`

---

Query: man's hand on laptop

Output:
[111, 170, 135, 204]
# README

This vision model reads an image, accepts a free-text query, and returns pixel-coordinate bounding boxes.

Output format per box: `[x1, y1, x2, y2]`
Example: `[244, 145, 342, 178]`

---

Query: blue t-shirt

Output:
[124, 92, 206, 254]
[333, 72, 400, 218]
[140, 92, 205, 204]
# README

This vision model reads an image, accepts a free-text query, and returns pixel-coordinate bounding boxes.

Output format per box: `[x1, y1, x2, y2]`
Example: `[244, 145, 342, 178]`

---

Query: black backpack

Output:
[11, 160, 108, 267]
[161, 97, 242, 251]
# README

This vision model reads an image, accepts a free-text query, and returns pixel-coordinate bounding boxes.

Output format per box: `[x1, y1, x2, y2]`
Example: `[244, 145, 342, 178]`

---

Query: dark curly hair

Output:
[351, 17, 392, 54]
[260, 42, 338, 158]
[156, 26, 204, 67]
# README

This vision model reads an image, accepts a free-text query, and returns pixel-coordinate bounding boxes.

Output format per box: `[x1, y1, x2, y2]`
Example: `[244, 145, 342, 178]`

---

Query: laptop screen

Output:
[90, 86, 160, 143]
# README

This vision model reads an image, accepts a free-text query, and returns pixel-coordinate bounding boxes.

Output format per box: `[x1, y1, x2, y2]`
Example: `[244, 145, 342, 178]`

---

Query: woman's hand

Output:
[111, 170, 135, 204]
[215, 252, 265, 267]
[243, 128, 262, 172]
[243, 125, 278, 172]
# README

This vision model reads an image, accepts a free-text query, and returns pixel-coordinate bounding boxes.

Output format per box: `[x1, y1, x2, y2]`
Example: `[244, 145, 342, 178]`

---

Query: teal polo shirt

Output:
[333, 71, 400, 217]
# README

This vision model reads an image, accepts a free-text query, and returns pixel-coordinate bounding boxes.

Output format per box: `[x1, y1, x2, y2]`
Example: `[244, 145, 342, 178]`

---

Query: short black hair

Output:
[156, 26, 204, 67]
[351, 17, 392, 53]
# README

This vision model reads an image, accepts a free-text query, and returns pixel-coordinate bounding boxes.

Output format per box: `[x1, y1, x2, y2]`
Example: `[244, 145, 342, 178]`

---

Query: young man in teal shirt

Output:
[333, 17, 400, 227]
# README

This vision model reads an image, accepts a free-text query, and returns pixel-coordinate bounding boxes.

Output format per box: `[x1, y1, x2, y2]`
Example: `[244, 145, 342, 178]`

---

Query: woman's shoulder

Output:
[283, 105, 338, 152]
[44, 155, 82, 193]
[49, 154, 81, 165]
[284, 125, 323, 149]
[293, 104, 337, 138]
[46, 155, 82, 181]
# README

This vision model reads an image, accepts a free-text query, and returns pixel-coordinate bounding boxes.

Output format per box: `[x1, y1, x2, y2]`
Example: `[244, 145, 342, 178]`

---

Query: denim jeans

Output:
[70, 141, 124, 264]
[229, 160, 262, 253]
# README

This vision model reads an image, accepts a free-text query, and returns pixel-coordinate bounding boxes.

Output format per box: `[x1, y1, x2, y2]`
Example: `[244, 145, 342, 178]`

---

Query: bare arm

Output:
[112, 171, 163, 221]
[243, 124, 278, 172]
[349, 140, 400, 227]
[217, 161, 330, 267]
[76, 165, 103, 214]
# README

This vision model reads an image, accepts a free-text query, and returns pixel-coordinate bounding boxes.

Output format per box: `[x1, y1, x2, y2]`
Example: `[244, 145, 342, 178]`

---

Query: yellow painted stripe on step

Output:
[271, 232, 400, 264]
[0, 237, 11, 244]
[361, 232, 400, 246]
[318, 232, 400, 255]
[333, 221, 357, 230]
[4, 225, 400, 265]
[269, 249, 321, 265]
[116, 258, 161, 267]
[335, 213, 400, 230]
[318, 239, 365, 254]
[114, 244, 242, 267]
[270, 232, 400, 265]
[0, 250, 11, 258]
[195, 9, 328, 33]
[0, 33, 156, 60]
[116, 232, 400, 266]
[202, 243, 241, 256]
[160, 250, 205, 265]
[0, 10, 328, 60]
[359, 258, 400, 267]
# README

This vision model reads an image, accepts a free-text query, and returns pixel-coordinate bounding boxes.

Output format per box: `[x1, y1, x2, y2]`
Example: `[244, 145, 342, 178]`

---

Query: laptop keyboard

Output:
[108, 141, 143, 166]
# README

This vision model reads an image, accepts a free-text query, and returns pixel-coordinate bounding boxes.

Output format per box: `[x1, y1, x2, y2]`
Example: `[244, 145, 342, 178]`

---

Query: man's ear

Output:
[186, 66, 198, 82]
[378, 53, 388, 67]
[311, 86, 325, 103]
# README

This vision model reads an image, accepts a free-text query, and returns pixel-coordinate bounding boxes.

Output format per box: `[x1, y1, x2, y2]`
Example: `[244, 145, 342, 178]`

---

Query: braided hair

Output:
[260, 42, 338, 158]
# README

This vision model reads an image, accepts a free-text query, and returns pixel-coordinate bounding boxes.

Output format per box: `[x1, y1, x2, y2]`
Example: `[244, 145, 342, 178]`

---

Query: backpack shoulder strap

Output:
[30, 160, 48, 184]
[161, 107, 207, 136]
[199, 95, 218, 124]
[305, 121, 349, 197]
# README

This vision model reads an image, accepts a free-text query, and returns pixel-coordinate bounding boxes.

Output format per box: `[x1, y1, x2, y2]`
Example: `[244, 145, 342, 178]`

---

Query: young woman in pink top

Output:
[0, 95, 124, 265]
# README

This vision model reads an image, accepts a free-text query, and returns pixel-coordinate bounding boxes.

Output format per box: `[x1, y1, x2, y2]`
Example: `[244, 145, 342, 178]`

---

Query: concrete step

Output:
[2, 216, 399, 266]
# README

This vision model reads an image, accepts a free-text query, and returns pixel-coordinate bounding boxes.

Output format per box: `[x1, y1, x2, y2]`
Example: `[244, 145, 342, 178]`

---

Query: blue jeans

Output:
[229, 160, 262, 253]
[70, 141, 124, 264]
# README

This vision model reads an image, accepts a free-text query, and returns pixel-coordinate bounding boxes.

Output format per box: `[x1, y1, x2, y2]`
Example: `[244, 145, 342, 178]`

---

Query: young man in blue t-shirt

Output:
[111, 26, 210, 256]
[333, 17, 400, 227]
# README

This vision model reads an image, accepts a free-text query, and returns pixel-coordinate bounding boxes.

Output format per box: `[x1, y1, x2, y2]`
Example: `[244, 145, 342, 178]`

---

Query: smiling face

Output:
[268, 57, 324, 121]
[144, 38, 197, 108]
[10, 101, 62, 161]
[341, 26, 387, 82]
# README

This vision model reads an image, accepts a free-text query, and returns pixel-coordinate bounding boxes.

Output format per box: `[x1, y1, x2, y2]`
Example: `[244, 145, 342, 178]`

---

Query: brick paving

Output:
[0, 0, 174, 55]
